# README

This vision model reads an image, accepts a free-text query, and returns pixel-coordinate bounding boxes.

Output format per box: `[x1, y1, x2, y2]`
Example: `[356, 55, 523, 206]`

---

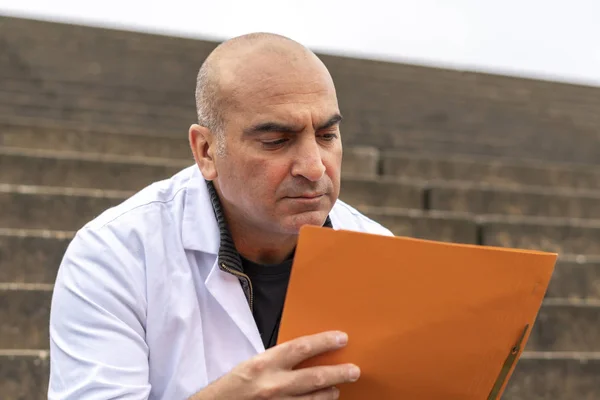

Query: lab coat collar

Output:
[181, 167, 220, 255]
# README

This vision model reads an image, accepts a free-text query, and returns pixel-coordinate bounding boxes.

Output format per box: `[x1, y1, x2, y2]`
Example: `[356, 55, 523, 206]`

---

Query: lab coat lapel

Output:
[205, 258, 265, 354]
[182, 168, 263, 354]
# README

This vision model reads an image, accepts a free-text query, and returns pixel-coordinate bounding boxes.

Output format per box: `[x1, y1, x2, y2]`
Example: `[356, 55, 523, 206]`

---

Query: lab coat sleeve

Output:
[48, 225, 151, 400]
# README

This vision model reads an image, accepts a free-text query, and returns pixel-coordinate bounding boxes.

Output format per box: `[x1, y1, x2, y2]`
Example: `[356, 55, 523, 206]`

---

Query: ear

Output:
[189, 124, 218, 180]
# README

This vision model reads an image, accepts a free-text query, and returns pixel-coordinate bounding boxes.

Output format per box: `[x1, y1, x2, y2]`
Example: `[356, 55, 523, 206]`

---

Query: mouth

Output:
[289, 193, 325, 199]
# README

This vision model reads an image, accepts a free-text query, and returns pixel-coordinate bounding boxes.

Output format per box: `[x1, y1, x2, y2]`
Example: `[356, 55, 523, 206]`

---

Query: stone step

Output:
[0, 113, 182, 137]
[503, 352, 600, 400]
[0, 350, 597, 400]
[527, 299, 600, 352]
[0, 147, 189, 191]
[377, 138, 589, 166]
[0, 124, 191, 159]
[360, 206, 600, 255]
[344, 175, 600, 219]
[0, 38, 200, 84]
[0, 21, 210, 61]
[479, 213, 600, 256]
[0, 90, 194, 120]
[0, 16, 215, 56]
[429, 181, 600, 220]
[0, 350, 49, 400]
[0, 63, 197, 94]
[0, 283, 598, 351]
[382, 150, 600, 191]
[549, 256, 600, 299]
[0, 184, 127, 231]
[3, 230, 598, 302]
[0, 284, 53, 350]
[0, 113, 180, 139]
[0, 229, 72, 285]
[0, 104, 188, 132]
[0, 78, 192, 107]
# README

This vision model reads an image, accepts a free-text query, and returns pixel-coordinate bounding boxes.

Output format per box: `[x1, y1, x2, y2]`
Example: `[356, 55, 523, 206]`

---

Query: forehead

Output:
[221, 52, 339, 125]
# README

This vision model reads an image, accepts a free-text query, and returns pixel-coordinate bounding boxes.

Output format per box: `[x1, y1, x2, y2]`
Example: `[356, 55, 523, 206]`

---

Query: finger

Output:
[269, 331, 349, 368]
[285, 364, 360, 395]
[292, 386, 341, 400]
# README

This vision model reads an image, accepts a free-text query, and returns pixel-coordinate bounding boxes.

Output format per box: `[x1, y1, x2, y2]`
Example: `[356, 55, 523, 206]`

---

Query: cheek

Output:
[258, 160, 290, 182]
[324, 150, 342, 179]
[246, 158, 291, 194]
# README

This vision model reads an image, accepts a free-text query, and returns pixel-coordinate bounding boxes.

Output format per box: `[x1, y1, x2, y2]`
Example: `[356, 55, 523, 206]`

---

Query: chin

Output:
[279, 211, 329, 234]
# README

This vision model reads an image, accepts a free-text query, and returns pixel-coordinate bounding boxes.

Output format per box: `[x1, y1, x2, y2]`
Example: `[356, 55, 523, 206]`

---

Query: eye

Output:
[262, 138, 289, 149]
[319, 133, 338, 141]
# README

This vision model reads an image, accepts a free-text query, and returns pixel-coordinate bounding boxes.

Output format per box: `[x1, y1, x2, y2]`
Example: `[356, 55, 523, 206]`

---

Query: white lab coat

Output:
[48, 165, 393, 400]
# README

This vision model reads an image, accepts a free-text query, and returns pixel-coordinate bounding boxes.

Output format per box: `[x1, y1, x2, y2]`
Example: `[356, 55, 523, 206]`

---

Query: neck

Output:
[228, 222, 297, 264]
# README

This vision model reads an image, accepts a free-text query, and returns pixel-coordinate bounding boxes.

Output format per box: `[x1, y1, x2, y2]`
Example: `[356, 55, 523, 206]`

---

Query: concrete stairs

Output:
[0, 123, 599, 399]
[3, 16, 600, 164]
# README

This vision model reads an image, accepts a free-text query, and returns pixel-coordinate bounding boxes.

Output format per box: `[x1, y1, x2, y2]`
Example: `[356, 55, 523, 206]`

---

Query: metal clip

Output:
[487, 324, 530, 400]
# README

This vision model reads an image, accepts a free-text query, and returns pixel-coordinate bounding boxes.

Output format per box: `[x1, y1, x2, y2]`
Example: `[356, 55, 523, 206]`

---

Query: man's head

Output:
[189, 32, 342, 243]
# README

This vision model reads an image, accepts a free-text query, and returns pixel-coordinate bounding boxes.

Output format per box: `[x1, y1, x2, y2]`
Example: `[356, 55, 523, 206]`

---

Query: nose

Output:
[291, 136, 326, 182]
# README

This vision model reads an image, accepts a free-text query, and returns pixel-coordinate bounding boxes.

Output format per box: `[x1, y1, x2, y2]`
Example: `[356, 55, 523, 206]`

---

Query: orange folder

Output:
[277, 226, 557, 399]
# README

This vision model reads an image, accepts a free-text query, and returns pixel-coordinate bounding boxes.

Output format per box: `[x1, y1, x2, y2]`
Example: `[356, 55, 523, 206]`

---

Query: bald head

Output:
[194, 33, 336, 154]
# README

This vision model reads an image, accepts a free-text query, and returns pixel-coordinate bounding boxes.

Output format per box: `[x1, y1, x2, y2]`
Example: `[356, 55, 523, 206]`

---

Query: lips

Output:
[290, 193, 324, 199]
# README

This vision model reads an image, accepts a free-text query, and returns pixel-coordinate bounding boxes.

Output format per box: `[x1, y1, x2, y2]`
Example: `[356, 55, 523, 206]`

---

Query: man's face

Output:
[212, 54, 342, 236]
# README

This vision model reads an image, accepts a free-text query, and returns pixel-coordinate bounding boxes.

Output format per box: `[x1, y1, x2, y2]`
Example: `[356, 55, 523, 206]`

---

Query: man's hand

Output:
[189, 330, 360, 399]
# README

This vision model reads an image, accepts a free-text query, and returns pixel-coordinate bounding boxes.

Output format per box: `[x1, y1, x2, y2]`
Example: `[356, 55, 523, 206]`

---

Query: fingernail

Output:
[336, 332, 348, 346]
[348, 365, 361, 381]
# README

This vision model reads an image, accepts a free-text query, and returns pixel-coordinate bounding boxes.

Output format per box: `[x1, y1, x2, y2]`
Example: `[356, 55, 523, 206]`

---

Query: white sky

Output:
[2, 0, 600, 87]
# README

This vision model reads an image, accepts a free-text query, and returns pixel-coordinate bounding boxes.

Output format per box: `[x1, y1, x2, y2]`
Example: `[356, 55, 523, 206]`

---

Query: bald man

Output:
[48, 33, 393, 400]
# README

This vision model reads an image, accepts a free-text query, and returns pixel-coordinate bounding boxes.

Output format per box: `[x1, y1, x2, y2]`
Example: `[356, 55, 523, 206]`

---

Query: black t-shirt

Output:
[241, 255, 294, 349]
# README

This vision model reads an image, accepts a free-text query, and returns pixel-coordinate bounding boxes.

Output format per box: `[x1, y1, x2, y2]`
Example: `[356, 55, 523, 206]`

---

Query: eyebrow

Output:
[317, 113, 343, 131]
[243, 113, 343, 136]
